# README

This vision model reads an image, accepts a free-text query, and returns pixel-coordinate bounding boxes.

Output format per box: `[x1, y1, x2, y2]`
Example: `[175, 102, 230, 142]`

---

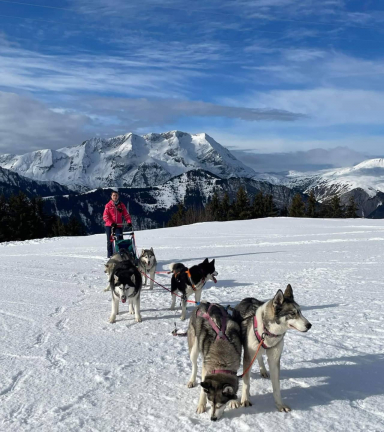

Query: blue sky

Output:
[0, 0, 384, 165]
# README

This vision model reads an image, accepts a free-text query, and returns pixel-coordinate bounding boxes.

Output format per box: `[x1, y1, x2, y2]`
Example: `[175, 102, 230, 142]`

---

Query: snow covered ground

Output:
[1, 218, 384, 432]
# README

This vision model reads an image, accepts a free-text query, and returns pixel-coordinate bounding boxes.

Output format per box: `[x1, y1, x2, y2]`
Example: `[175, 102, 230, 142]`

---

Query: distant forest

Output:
[0, 192, 86, 242]
[0, 188, 359, 242]
[167, 187, 359, 227]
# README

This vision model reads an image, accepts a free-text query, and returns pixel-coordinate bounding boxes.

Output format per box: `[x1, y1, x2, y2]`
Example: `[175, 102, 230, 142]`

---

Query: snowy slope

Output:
[1, 219, 384, 431]
[0, 131, 255, 191]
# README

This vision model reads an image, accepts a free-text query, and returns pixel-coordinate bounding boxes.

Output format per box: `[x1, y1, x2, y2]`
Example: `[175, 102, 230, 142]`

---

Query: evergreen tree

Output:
[329, 195, 345, 218]
[8, 192, 34, 240]
[167, 203, 186, 227]
[235, 186, 251, 219]
[264, 194, 278, 217]
[252, 192, 265, 218]
[345, 196, 359, 218]
[288, 194, 306, 217]
[306, 190, 317, 218]
[219, 192, 230, 221]
[206, 191, 221, 221]
[65, 216, 87, 236]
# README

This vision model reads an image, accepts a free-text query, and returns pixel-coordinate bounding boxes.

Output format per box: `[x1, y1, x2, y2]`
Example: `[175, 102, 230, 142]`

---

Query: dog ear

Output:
[284, 284, 294, 300]
[150, 247, 153, 252]
[200, 381, 211, 391]
[273, 290, 284, 309]
[203, 258, 209, 264]
[140, 249, 144, 256]
[114, 275, 119, 284]
[211, 259, 215, 265]
[222, 385, 234, 395]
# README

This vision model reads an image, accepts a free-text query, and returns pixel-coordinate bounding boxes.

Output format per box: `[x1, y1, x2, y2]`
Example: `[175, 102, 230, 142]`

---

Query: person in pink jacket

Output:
[103, 190, 132, 258]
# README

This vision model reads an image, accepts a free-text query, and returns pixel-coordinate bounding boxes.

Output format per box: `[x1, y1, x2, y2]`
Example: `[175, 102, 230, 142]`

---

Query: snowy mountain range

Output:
[1, 130, 383, 221]
[0, 166, 72, 198]
[0, 131, 254, 191]
[43, 170, 301, 233]
[258, 158, 384, 217]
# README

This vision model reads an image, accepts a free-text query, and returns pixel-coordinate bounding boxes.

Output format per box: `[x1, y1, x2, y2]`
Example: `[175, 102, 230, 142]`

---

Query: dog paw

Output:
[109, 316, 116, 324]
[228, 400, 240, 409]
[196, 404, 206, 414]
[260, 370, 270, 379]
[180, 316, 186, 321]
[187, 381, 195, 388]
[277, 404, 291, 412]
[241, 400, 252, 407]
[135, 316, 142, 322]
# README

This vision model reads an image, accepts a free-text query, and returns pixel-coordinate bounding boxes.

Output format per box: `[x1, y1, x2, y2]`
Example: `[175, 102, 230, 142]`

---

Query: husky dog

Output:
[104, 249, 132, 292]
[170, 258, 218, 321]
[138, 248, 157, 290]
[105, 251, 142, 323]
[235, 285, 311, 411]
[187, 302, 242, 421]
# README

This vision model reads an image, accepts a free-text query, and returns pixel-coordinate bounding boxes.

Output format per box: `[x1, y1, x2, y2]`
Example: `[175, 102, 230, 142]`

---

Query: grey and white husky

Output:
[235, 285, 312, 412]
[138, 248, 157, 290]
[187, 301, 242, 421]
[104, 250, 142, 323]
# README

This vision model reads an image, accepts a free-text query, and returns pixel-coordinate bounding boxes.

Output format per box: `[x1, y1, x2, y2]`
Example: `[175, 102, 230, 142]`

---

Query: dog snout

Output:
[306, 322, 312, 330]
[211, 417, 218, 422]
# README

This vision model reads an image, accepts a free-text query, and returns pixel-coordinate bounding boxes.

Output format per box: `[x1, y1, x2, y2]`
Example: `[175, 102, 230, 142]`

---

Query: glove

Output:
[111, 223, 117, 229]
[126, 223, 133, 231]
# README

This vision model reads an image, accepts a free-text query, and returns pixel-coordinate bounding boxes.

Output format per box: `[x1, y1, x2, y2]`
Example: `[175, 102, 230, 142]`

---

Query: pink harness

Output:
[253, 315, 279, 349]
[197, 304, 228, 341]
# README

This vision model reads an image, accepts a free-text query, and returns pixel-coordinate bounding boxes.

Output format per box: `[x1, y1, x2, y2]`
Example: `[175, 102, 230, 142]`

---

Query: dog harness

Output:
[197, 304, 228, 341]
[253, 315, 280, 349]
[186, 269, 205, 291]
[211, 369, 237, 376]
[174, 268, 205, 292]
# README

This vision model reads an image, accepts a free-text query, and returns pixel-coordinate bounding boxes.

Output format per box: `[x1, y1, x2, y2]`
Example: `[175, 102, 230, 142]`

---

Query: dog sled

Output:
[110, 225, 138, 265]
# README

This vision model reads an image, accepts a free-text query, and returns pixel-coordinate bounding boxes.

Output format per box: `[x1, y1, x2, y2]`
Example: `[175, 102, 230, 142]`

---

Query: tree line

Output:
[167, 187, 359, 227]
[289, 191, 359, 219]
[0, 192, 86, 242]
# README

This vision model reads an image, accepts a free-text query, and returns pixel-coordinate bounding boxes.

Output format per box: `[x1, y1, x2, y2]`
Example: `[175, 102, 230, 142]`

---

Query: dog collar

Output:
[253, 315, 280, 349]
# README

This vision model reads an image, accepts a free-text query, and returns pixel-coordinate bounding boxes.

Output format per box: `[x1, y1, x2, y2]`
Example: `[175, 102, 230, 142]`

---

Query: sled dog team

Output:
[104, 248, 312, 421]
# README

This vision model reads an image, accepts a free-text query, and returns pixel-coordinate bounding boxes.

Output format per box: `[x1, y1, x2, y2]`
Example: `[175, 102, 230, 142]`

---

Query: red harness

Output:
[253, 315, 280, 349]
[197, 304, 228, 341]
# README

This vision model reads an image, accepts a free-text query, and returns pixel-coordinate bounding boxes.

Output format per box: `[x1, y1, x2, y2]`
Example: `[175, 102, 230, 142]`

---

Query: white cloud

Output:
[0, 92, 90, 154]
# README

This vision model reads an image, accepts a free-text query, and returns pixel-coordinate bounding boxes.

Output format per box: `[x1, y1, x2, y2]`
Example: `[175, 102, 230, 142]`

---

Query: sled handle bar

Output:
[122, 231, 134, 235]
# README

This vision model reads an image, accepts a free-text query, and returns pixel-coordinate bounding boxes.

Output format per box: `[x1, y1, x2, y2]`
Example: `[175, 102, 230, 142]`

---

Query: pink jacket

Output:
[103, 200, 132, 227]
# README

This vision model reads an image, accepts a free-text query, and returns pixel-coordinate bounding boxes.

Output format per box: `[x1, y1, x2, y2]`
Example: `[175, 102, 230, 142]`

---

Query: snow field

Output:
[1, 218, 384, 431]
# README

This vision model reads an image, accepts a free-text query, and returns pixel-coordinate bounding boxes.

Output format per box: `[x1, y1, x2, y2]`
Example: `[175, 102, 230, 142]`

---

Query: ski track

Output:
[0, 218, 384, 431]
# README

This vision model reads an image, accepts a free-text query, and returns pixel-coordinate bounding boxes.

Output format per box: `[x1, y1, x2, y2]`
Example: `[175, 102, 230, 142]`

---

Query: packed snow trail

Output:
[0, 218, 384, 432]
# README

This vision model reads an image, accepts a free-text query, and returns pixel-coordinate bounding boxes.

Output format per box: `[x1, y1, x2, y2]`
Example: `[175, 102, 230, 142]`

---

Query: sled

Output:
[111, 227, 138, 265]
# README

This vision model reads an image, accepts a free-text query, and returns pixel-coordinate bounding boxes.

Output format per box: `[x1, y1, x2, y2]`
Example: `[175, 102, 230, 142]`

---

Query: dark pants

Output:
[106, 226, 123, 258]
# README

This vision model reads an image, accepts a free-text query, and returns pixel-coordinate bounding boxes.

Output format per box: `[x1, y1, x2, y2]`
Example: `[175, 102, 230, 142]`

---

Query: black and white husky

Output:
[138, 248, 157, 290]
[170, 258, 218, 320]
[235, 285, 312, 411]
[105, 251, 142, 323]
[187, 302, 242, 421]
